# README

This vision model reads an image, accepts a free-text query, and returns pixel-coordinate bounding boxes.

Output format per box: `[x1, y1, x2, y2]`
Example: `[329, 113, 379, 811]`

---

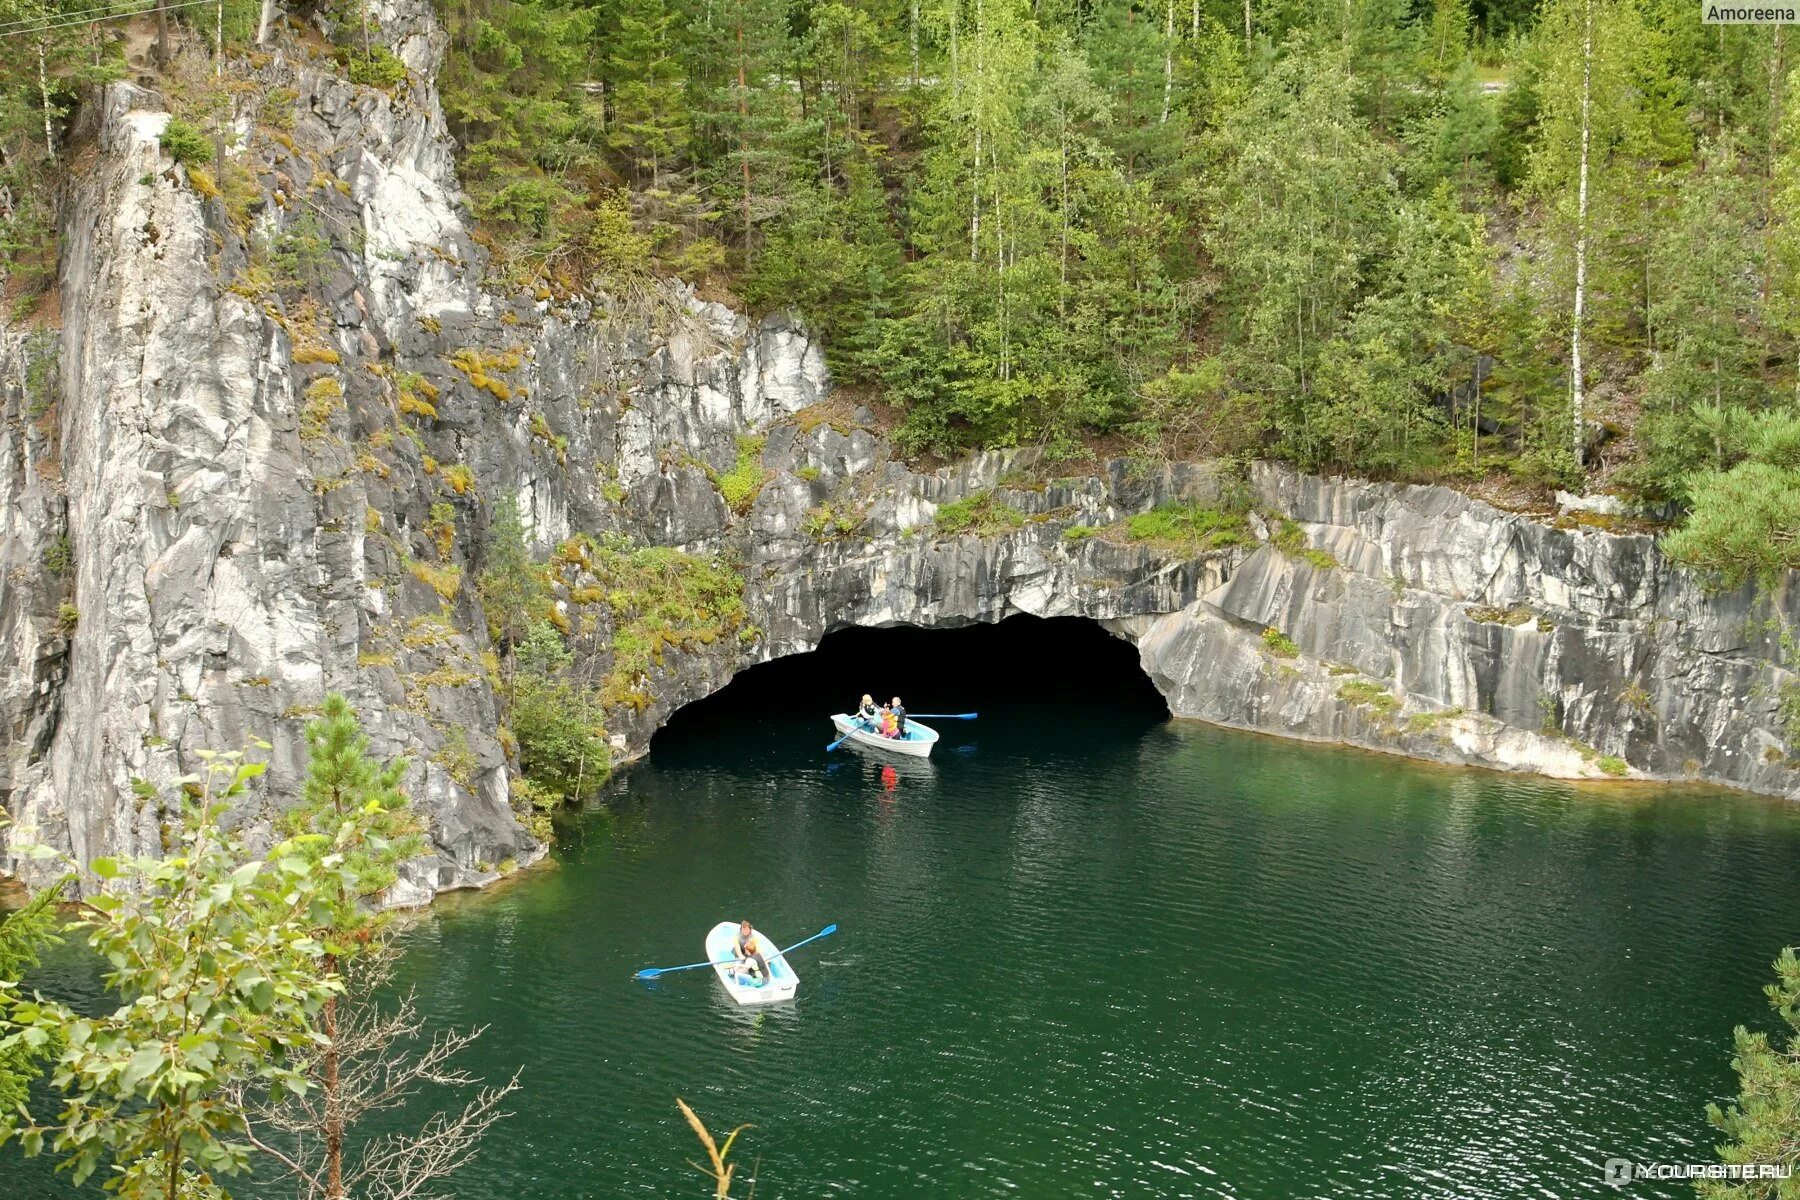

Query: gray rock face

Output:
[3, 2, 1795, 902]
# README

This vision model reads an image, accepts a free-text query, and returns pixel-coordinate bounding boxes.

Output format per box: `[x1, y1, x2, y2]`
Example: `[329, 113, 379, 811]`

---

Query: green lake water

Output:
[9, 619, 1800, 1198]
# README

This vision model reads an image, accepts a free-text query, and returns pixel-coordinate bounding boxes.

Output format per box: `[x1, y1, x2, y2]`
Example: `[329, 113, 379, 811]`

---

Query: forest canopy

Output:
[2, 0, 1799, 581]
[432, 0, 1800, 531]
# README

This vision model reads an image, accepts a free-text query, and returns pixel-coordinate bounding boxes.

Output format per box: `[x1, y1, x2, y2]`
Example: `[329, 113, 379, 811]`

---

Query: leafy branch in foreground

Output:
[0, 750, 341, 1200]
[0, 834, 63, 1118]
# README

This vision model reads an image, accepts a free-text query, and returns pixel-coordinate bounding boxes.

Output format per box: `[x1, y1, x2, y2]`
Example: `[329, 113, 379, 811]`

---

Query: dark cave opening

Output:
[651, 614, 1170, 756]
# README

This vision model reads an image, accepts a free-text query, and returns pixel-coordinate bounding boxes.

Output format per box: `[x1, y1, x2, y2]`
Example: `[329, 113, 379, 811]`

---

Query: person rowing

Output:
[734, 920, 772, 986]
[888, 696, 908, 739]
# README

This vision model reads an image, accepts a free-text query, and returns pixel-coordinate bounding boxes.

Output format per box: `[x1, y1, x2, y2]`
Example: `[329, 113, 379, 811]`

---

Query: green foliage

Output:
[0, 864, 62, 1118]
[934, 490, 1027, 537]
[509, 621, 609, 802]
[1663, 455, 1800, 592]
[159, 118, 212, 169]
[710, 436, 768, 514]
[1271, 518, 1306, 555]
[803, 502, 863, 541]
[41, 534, 71, 577]
[1339, 679, 1401, 716]
[346, 45, 408, 89]
[413, 0, 1800, 573]
[277, 693, 424, 933]
[589, 540, 748, 709]
[0, 756, 342, 1196]
[1124, 502, 1251, 551]
[1261, 627, 1300, 658]
[1701, 948, 1800, 1197]
[479, 496, 552, 650]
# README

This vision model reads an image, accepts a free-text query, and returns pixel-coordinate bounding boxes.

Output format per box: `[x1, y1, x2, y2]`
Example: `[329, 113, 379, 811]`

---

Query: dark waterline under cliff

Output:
[10, 618, 1800, 1199]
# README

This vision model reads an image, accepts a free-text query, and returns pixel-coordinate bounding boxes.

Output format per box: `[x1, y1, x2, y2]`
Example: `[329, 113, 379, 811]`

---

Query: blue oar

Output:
[761, 923, 839, 967]
[907, 712, 978, 720]
[827, 718, 870, 752]
[632, 924, 840, 980]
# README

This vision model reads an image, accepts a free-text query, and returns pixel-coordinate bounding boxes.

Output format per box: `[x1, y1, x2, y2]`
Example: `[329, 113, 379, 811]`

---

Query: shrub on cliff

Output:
[159, 118, 212, 169]
[510, 621, 609, 802]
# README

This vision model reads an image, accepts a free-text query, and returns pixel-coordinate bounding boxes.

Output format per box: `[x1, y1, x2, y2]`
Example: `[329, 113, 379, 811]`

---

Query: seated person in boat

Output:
[887, 697, 908, 738]
[857, 694, 880, 726]
[734, 920, 772, 985]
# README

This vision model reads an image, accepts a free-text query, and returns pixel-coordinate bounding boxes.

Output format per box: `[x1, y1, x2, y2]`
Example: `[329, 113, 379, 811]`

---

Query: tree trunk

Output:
[1125, 4, 1137, 181]
[1571, 0, 1593, 472]
[1161, 0, 1174, 125]
[256, 0, 277, 46]
[1765, 26, 1785, 307]
[1243, 0, 1251, 55]
[37, 43, 54, 162]
[324, 956, 344, 1199]
[737, 10, 752, 268]
[910, 0, 920, 88]
[970, 124, 982, 261]
[1473, 355, 1483, 468]
[157, 0, 171, 68]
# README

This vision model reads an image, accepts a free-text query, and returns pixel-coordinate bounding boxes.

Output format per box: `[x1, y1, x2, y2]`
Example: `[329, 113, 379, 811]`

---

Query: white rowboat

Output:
[829, 713, 940, 759]
[706, 921, 799, 1005]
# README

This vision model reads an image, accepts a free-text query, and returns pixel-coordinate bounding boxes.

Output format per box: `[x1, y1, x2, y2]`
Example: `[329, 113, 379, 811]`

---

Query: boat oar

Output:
[632, 924, 839, 980]
[762, 923, 839, 967]
[632, 956, 732, 981]
[827, 718, 869, 752]
[907, 712, 978, 720]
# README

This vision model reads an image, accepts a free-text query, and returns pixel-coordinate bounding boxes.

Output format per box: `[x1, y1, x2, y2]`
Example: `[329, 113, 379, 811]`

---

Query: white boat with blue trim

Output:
[706, 921, 799, 1005]
[829, 713, 940, 758]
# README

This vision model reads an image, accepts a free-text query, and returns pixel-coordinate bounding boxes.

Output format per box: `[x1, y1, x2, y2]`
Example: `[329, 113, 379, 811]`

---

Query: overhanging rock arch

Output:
[650, 613, 1172, 750]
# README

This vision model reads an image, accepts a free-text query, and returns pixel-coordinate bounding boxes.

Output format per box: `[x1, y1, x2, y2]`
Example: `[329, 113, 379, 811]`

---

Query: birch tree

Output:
[1527, 0, 1657, 478]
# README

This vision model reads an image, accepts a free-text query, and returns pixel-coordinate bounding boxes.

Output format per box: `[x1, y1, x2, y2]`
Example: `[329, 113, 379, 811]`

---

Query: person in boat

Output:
[888, 696, 908, 739]
[734, 920, 772, 986]
[857, 694, 880, 728]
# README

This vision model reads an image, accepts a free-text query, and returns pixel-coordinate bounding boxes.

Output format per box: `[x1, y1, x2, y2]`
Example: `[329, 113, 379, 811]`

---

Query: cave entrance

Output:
[651, 614, 1170, 758]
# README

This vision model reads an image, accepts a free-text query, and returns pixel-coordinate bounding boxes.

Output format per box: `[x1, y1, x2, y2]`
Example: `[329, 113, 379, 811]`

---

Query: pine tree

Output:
[239, 696, 517, 1200]
[1206, 41, 1398, 464]
[1699, 949, 1800, 1199]
[606, 0, 692, 186]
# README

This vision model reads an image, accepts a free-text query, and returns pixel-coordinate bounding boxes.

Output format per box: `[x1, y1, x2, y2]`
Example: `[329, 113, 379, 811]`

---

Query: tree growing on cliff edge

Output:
[237, 694, 520, 1200]
[1701, 947, 1800, 1198]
